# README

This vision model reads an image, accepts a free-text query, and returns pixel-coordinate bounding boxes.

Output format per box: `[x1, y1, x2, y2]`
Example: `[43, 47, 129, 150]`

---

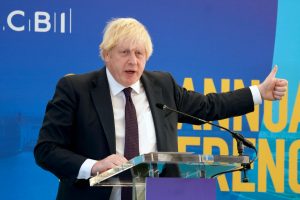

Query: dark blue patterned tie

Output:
[122, 87, 139, 200]
[123, 87, 139, 160]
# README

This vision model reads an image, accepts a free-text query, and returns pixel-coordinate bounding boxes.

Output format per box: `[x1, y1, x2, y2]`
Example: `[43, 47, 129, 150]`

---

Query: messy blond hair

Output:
[99, 18, 153, 60]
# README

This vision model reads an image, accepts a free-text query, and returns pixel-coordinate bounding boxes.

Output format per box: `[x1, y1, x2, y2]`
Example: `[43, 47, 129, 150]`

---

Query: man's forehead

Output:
[116, 38, 145, 50]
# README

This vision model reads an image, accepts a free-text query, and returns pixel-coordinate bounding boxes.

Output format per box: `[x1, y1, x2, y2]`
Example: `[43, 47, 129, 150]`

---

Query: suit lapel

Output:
[90, 68, 116, 154]
[90, 69, 167, 154]
[141, 73, 165, 151]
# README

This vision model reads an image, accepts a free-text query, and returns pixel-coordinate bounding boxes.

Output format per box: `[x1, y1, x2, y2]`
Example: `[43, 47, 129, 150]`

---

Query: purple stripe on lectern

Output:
[146, 178, 216, 200]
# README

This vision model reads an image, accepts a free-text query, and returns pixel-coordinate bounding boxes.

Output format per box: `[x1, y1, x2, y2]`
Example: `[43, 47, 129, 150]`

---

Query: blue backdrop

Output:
[0, 0, 299, 199]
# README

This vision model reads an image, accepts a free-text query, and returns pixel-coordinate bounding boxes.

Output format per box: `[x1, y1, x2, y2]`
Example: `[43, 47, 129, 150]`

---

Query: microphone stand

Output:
[156, 103, 256, 182]
[234, 137, 249, 182]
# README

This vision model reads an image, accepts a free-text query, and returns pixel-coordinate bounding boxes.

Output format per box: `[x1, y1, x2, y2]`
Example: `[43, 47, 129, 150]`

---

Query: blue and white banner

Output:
[0, 0, 299, 199]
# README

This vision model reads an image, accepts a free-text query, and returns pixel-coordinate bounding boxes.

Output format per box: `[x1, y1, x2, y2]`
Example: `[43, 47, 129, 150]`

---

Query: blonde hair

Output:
[99, 18, 153, 60]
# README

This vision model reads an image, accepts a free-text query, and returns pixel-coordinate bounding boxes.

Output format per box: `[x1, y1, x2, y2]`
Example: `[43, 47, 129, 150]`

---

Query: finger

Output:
[273, 95, 282, 100]
[273, 91, 286, 97]
[110, 156, 125, 164]
[111, 159, 126, 166]
[275, 79, 288, 86]
[106, 162, 117, 169]
[270, 65, 278, 77]
[108, 154, 128, 164]
[111, 154, 128, 162]
[107, 154, 118, 159]
[274, 86, 287, 92]
[103, 155, 119, 166]
[267, 65, 278, 79]
[107, 154, 123, 161]
[94, 160, 115, 173]
[118, 157, 128, 163]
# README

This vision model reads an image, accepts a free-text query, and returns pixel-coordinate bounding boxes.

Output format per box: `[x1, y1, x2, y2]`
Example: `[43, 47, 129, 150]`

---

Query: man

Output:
[34, 18, 288, 200]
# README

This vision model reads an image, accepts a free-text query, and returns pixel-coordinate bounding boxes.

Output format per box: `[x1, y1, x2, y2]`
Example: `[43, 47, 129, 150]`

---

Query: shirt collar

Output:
[106, 67, 141, 96]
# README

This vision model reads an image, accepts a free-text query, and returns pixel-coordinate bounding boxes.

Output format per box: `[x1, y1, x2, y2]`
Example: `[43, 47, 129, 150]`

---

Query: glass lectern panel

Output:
[89, 152, 249, 187]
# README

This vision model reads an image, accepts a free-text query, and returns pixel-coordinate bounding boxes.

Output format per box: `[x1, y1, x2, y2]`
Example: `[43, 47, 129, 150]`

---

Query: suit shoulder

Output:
[142, 70, 178, 92]
[55, 69, 104, 92]
[62, 70, 100, 82]
[143, 70, 174, 81]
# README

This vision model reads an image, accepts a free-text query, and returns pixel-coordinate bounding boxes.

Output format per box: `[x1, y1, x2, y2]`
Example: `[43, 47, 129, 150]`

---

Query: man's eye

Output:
[136, 51, 144, 56]
[121, 50, 129, 55]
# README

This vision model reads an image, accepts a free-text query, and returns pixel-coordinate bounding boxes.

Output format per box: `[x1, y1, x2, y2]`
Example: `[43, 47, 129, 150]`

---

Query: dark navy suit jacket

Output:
[34, 67, 254, 200]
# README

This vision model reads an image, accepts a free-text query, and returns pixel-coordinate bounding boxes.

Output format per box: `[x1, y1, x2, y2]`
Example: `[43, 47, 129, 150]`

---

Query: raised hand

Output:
[258, 65, 288, 101]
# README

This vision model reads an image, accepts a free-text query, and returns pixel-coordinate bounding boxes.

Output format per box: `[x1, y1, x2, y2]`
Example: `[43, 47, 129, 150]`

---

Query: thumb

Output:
[267, 65, 278, 79]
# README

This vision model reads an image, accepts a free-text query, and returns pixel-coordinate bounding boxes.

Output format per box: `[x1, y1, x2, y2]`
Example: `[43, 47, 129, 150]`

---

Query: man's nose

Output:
[128, 52, 138, 65]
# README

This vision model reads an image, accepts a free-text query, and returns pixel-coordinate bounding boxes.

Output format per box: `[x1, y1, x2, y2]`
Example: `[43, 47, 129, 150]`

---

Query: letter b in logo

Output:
[35, 12, 51, 32]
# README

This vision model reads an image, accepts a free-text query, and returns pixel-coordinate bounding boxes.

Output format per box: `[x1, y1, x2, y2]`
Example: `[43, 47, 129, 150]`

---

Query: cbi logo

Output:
[1, 9, 72, 33]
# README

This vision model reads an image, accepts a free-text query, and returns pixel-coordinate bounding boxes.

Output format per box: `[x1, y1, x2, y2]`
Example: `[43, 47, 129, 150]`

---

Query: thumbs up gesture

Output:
[258, 65, 288, 101]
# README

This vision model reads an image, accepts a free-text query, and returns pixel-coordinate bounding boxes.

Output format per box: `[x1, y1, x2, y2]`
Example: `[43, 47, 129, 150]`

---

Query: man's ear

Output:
[103, 51, 110, 62]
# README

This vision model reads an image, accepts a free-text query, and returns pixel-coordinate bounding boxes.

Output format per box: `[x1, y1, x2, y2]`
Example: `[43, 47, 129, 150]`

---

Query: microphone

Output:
[156, 103, 255, 150]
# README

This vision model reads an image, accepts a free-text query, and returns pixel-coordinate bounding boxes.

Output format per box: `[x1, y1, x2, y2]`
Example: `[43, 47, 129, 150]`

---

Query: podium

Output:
[90, 152, 250, 199]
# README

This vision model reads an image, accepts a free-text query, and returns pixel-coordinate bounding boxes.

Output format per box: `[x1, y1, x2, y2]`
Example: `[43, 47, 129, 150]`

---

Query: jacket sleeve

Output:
[169, 74, 255, 124]
[34, 76, 87, 181]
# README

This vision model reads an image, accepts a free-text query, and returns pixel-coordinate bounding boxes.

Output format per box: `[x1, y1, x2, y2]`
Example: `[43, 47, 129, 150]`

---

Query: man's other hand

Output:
[258, 65, 288, 101]
[91, 154, 128, 176]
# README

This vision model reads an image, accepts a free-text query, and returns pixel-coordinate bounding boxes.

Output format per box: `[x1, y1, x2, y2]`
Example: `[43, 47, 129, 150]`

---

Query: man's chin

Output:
[122, 75, 139, 85]
[124, 79, 138, 87]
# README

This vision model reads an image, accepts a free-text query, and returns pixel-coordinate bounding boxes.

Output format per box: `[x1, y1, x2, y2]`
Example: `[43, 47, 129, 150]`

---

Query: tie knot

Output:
[123, 87, 132, 98]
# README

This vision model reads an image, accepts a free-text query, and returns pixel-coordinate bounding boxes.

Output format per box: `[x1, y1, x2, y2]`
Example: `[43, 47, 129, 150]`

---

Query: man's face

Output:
[104, 39, 147, 87]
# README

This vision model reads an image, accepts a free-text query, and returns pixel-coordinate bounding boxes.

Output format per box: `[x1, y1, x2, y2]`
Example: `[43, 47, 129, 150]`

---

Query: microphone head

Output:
[156, 103, 166, 110]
